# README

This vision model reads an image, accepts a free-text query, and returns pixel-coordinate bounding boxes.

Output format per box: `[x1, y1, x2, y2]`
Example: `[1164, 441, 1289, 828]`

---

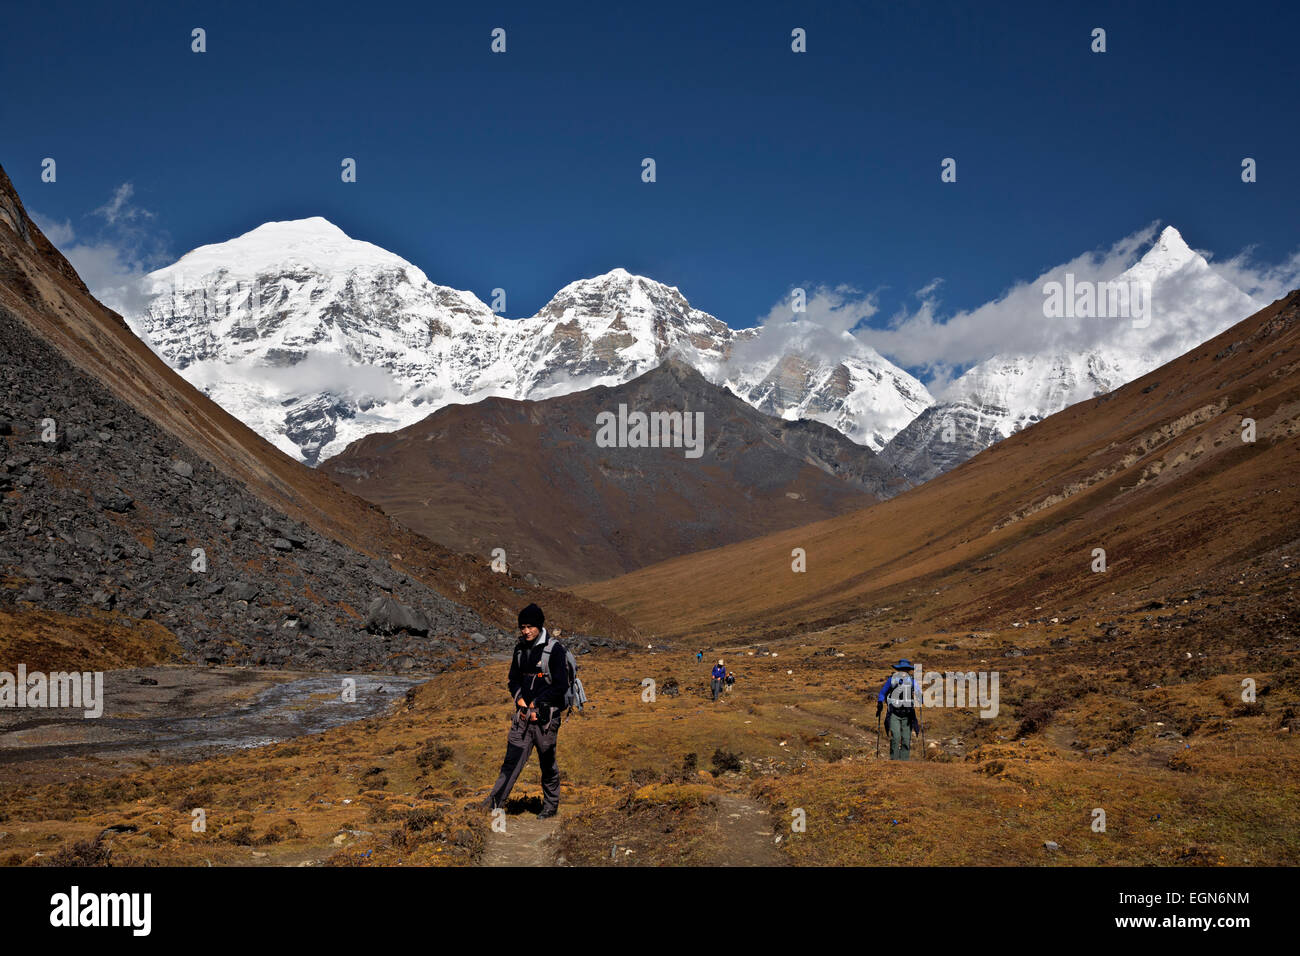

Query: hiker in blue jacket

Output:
[711, 659, 727, 701]
[876, 659, 922, 760]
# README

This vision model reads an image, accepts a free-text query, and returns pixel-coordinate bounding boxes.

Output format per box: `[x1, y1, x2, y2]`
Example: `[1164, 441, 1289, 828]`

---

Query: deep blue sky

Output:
[3, 0, 1297, 330]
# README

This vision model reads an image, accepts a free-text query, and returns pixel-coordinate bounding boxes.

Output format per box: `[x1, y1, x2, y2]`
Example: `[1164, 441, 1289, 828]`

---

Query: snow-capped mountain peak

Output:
[1155, 224, 1195, 258]
[1121, 224, 1207, 286]
[538, 268, 691, 322]
[128, 224, 929, 463]
[724, 339, 934, 451]
[150, 217, 421, 286]
[128, 218, 1259, 473]
[880, 225, 1263, 483]
[525, 267, 741, 384]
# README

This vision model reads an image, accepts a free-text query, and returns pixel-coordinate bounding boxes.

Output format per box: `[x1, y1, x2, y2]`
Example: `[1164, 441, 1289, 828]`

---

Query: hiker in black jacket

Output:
[486, 603, 568, 818]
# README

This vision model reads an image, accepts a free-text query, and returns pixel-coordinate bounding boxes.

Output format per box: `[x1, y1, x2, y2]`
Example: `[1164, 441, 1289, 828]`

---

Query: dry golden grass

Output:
[0, 606, 182, 671]
[1, 585, 1295, 867]
[576, 295, 1300, 646]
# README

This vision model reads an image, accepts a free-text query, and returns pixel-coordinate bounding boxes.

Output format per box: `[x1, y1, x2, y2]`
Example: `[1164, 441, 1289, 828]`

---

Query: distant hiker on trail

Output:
[876, 659, 922, 761]
[711, 659, 727, 701]
[485, 603, 568, 818]
[697, 650, 704, 663]
[725, 671, 735, 694]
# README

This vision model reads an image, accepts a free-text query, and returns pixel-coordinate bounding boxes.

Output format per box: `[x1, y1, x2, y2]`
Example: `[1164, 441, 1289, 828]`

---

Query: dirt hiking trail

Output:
[481, 812, 561, 867]
[713, 793, 787, 866]
[480, 790, 787, 866]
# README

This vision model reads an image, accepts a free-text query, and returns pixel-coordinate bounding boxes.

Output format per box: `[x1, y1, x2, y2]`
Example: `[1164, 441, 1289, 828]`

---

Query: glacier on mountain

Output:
[127, 220, 1262, 475]
[128, 222, 931, 462]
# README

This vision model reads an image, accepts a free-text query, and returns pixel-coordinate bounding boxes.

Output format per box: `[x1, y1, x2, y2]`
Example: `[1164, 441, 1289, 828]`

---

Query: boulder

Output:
[93, 489, 134, 513]
[73, 529, 105, 553]
[227, 581, 260, 602]
[364, 595, 430, 636]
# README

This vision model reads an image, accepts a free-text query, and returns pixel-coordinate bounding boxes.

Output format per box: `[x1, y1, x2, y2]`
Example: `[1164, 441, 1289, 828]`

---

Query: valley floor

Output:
[0, 567, 1296, 867]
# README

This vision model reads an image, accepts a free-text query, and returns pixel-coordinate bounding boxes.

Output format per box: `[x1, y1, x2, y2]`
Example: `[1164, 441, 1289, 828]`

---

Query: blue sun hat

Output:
[892, 659, 914, 670]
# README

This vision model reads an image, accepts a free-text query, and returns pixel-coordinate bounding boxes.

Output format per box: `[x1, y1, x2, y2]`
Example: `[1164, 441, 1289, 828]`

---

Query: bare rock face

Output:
[365, 596, 430, 636]
[731, 351, 933, 452]
[752, 355, 849, 412]
[0, 306, 500, 669]
[878, 401, 1013, 484]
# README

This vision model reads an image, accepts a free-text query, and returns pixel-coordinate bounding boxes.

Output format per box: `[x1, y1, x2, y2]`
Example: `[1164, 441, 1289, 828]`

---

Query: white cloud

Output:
[30, 212, 75, 245]
[727, 284, 884, 375]
[56, 239, 158, 315]
[870, 225, 1159, 374]
[31, 184, 170, 316]
[1206, 248, 1300, 305]
[526, 368, 621, 401]
[188, 352, 406, 405]
[914, 277, 944, 299]
[736, 225, 1298, 392]
[93, 183, 153, 226]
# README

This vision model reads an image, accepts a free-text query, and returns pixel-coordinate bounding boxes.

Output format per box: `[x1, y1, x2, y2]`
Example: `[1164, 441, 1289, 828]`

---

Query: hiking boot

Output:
[536, 808, 558, 820]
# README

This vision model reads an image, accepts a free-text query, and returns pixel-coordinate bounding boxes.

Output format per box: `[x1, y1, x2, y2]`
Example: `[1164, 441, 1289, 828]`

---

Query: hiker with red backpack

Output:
[485, 603, 585, 819]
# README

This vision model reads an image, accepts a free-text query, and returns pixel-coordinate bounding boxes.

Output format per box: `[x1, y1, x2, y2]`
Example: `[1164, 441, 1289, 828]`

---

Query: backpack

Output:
[886, 673, 915, 711]
[537, 634, 587, 714]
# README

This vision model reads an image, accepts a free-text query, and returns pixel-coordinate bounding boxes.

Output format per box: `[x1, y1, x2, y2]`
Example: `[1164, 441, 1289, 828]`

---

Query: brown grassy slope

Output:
[0, 164, 634, 641]
[577, 292, 1300, 641]
[321, 359, 897, 586]
[0, 607, 181, 671]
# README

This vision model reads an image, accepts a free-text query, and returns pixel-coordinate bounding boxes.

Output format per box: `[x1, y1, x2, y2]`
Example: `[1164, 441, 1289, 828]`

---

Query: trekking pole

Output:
[875, 712, 881, 758]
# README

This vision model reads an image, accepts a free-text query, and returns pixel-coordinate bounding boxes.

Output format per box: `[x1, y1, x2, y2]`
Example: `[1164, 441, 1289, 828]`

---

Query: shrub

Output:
[416, 743, 454, 772]
[39, 837, 112, 867]
[711, 749, 743, 773]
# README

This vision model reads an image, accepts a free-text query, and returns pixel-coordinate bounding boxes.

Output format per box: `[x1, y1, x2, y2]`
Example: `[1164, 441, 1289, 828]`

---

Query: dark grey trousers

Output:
[489, 710, 561, 811]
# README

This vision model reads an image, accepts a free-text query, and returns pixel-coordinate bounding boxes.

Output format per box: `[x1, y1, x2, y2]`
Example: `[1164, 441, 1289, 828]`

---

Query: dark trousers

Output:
[489, 710, 561, 811]
[711, 678, 723, 700]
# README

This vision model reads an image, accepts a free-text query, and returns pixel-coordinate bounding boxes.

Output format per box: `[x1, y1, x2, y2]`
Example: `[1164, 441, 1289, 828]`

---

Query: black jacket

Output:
[508, 630, 569, 716]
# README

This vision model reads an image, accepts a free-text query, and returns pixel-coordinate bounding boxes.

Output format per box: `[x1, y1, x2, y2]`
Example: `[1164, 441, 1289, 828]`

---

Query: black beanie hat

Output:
[518, 603, 545, 628]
